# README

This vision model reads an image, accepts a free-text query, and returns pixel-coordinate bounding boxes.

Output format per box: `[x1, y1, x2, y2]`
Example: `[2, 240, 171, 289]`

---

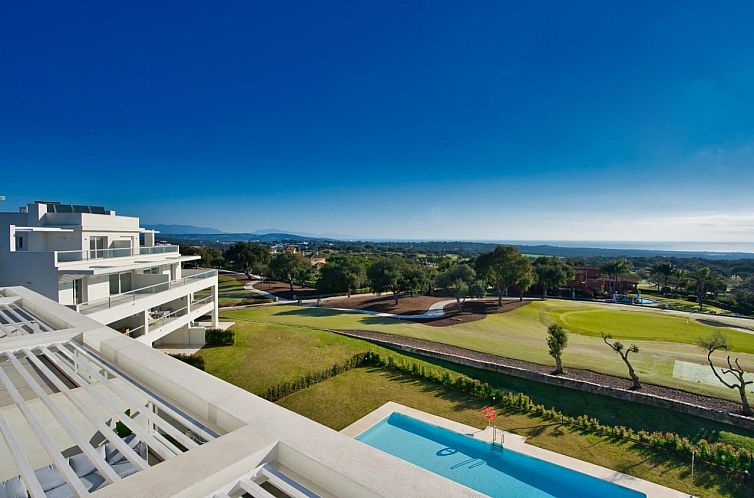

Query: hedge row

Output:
[261, 352, 372, 401]
[205, 328, 235, 346]
[361, 352, 754, 474]
[169, 353, 206, 371]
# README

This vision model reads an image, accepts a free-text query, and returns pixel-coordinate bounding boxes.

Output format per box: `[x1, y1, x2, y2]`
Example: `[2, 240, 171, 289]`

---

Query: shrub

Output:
[205, 327, 235, 346]
[170, 353, 205, 371]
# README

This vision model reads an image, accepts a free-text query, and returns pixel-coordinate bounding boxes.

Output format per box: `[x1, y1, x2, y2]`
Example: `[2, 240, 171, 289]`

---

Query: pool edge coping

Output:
[342, 401, 691, 498]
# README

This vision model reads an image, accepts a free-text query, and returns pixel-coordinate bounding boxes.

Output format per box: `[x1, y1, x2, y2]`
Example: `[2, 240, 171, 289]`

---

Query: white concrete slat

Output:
[6, 352, 122, 485]
[40, 346, 179, 461]
[1, 304, 45, 334]
[22, 348, 149, 472]
[236, 478, 277, 498]
[0, 410, 46, 498]
[9, 304, 55, 332]
[0, 360, 90, 497]
[68, 341, 216, 442]
[0, 306, 22, 336]
[55, 343, 198, 450]
[258, 467, 316, 498]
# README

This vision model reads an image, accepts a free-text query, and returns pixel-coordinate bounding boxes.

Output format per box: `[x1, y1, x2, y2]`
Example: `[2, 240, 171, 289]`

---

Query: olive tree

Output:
[546, 324, 568, 375]
[699, 331, 752, 416]
[602, 332, 641, 389]
[436, 264, 476, 311]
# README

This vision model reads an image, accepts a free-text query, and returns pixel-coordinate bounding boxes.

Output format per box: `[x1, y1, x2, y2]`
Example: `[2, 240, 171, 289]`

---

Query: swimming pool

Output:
[357, 413, 645, 498]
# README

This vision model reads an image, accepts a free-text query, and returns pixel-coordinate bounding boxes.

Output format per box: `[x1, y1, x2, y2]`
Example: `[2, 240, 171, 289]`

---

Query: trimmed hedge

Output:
[260, 350, 754, 473]
[262, 352, 371, 401]
[363, 352, 754, 474]
[205, 328, 235, 346]
[170, 353, 206, 371]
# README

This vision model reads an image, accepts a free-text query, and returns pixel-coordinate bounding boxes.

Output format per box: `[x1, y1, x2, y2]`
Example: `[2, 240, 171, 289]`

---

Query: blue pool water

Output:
[357, 413, 645, 498]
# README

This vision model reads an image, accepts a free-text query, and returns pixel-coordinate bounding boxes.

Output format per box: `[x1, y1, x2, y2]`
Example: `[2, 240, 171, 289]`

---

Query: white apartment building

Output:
[0, 285, 472, 498]
[0, 201, 218, 347]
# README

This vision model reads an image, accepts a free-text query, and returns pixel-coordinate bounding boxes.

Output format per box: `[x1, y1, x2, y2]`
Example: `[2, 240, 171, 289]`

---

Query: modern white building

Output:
[0, 285, 476, 498]
[0, 201, 218, 347]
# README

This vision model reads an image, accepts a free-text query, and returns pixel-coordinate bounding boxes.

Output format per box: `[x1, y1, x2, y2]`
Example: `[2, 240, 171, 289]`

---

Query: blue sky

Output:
[2, 1, 754, 242]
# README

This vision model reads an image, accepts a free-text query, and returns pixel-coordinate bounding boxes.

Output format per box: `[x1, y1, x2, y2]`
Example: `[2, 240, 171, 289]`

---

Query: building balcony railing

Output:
[76, 269, 217, 314]
[55, 245, 180, 263]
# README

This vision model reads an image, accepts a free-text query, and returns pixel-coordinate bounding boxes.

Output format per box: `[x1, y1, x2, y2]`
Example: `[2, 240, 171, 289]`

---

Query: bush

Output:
[170, 353, 205, 371]
[360, 351, 754, 474]
[205, 327, 235, 346]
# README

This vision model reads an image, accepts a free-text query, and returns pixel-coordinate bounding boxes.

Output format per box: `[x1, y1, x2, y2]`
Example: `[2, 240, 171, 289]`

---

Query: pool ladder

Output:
[491, 426, 504, 453]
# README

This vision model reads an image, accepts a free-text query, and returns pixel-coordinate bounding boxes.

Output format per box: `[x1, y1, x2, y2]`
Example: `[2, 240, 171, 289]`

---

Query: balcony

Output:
[55, 245, 180, 264]
[76, 269, 217, 314]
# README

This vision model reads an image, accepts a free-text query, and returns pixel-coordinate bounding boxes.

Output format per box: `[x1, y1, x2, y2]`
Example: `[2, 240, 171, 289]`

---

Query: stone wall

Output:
[340, 332, 754, 431]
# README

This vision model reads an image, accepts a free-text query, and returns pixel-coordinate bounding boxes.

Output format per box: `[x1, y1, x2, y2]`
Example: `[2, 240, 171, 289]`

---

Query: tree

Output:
[180, 245, 224, 268]
[690, 267, 724, 311]
[316, 255, 367, 297]
[269, 252, 310, 291]
[649, 260, 674, 295]
[602, 332, 641, 389]
[699, 332, 752, 416]
[436, 264, 476, 311]
[225, 242, 270, 279]
[515, 259, 535, 301]
[534, 257, 572, 300]
[402, 262, 431, 297]
[367, 256, 407, 304]
[599, 259, 632, 294]
[476, 246, 528, 306]
[669, 268, 689, 295]
[546, 324, 568, 375]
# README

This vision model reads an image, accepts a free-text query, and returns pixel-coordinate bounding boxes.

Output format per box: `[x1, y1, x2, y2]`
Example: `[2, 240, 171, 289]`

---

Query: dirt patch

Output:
[427, 300, 530, 327]
[247, 279, 319, 300]
[334, 329, 742, 414]
[324, 295, 448, 315]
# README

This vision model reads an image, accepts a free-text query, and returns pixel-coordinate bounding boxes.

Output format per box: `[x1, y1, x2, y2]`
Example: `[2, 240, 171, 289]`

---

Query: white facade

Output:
[0, 201, 218, 346]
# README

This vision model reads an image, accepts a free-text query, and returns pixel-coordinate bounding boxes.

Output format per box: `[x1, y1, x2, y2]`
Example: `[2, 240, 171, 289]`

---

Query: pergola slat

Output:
[55, 344, 198, 450]
[236, 478, 277, 498]
[22, 348, 149, 471]
[5, 351, 122, 484]
[0, 360, 90, 497]
[0, 410, 46, 498]
[39, 345, 179, 461]
[68, 341, 217, 442]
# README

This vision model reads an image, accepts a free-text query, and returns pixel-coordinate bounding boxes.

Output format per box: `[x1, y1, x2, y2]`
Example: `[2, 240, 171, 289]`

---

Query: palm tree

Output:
[690, 267, 722, 312]
[649, 261, 674, 295]
[600, 259, 632, 295]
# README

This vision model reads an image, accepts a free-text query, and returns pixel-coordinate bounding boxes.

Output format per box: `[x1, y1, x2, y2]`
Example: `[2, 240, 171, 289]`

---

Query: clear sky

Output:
[2, 1, 754, 243]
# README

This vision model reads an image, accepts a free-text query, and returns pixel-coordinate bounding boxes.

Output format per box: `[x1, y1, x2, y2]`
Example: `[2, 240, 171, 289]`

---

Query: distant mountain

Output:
[144, 224, 225, 235]
[162, 232, 317, 242]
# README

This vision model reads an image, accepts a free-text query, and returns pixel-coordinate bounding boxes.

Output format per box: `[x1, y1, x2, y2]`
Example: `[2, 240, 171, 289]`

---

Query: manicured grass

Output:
[220, 302, 754, 402]
[278, 367, 752, 498]
[217, 274, 269, 307]
[207, 314, 754, 450]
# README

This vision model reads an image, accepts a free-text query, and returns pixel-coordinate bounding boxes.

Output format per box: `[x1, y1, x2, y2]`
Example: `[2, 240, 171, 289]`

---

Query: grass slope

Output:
[221, 302, 754, 401]
[278, 368, 752, 498]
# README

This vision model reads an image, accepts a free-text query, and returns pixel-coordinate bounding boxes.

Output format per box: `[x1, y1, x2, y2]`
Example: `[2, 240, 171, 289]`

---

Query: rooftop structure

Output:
[0, 286, 475, 497]
[0, 201, 219, 348]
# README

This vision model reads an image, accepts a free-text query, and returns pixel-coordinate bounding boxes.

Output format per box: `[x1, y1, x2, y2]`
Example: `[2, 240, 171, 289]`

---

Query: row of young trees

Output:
[546, 324, 753, 415]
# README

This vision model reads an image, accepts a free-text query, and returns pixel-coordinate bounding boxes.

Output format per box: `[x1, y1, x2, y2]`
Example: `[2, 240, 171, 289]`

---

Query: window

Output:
[73, 279, 84, 304]
[14, 235, 24, 251]
[90, 236, 107, 257]
[109, 272, 133, 295]
[143, 267, 159, 275]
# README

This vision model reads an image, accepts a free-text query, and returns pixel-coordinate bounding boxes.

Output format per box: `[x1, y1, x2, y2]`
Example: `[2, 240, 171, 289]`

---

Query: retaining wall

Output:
[335, 331, 754, 431]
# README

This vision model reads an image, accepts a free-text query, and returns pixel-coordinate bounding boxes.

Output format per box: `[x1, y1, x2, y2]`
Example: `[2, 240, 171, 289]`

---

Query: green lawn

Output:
[216, 274, 269, 307]
[278, 367, 752, 498]
[204, 315, 754, 450]
[220, 301, 754, 402]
